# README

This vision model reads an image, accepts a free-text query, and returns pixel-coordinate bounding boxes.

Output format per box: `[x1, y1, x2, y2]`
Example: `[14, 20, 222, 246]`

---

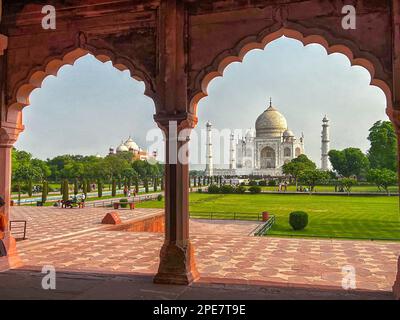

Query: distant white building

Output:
[321, 115, 331, 171]
[206, 99, 308, 176]
[109, 136, 157, 161]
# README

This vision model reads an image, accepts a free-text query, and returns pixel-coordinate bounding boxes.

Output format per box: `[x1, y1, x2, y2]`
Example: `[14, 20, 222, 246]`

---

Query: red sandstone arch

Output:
[6, 47, 156, 128]
[190, 27, 393, 118]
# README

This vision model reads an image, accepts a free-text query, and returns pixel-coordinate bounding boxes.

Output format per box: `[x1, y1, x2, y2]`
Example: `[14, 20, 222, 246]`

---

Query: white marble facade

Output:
[207, 100, 305, 177]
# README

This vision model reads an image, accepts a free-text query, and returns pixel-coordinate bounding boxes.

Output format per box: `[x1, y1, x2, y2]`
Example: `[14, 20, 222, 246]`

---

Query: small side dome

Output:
[283, 129, 294, 137]
[124, 136, 139, 151]
[116, 142, 129, 152]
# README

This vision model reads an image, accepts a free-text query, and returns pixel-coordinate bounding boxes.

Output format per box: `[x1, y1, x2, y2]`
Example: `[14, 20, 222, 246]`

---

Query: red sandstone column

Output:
[153, 115, 199, 285]
[391, 0, 400, 299]
[153, 0, 199, 285]
[0, 32, 22, 270]
[0, 130, 22, 270]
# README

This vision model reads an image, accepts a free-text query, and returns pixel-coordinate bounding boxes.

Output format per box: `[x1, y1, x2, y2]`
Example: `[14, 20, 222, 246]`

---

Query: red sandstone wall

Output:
[111, 215, 165, 233]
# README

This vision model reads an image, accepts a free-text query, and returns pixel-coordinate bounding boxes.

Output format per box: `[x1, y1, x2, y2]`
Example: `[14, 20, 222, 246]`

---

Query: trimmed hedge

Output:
[120, 198, 128, 208]
[235, 185, 246, 194]
[220, 185, 235, 194]
[208, 184, 220, 194]
[289, 211, 309, 230]
[248, 186, 262, 194]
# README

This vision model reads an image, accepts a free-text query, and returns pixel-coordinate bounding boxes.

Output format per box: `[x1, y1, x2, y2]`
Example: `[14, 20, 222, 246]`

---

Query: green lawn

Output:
[258, 185, 398, 193]
[137, 193, 400, 241]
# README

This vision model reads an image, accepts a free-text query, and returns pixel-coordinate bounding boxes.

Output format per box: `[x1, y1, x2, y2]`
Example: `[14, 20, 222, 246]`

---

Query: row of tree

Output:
[11, 150, 164, 200]
[282, 121, 398, 193]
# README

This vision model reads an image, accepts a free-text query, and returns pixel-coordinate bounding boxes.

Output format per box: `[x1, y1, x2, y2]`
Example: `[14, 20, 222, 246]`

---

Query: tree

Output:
[161, 177, 164, 191]
[339, 177, 357, 194]
[282, 154, 316, 188]
[299, 169, 330, 193]
[12, 150, 41, 203]
[112, 179, 117, 197]
[144, 178, 149, 193]
[42, 181, 48, 204]
[367, 121, 398, 172]
[328, 148, 369, 179]
[367, 168, 398, 194]
[73, 179, 79, 195]
[82, 180, 87, 197]
[153, 177, 158, 192]
[28, 179, 33, 197]
[97, 179, 103, 198]
[62, 179, 69, 202]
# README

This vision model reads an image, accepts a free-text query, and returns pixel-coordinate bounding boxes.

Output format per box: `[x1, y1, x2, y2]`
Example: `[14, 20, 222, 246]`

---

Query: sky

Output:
[15, 36, 388, 169]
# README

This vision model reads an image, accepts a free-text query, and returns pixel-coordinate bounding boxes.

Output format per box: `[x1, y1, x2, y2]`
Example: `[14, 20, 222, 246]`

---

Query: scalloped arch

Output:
[189, 27, 393, 117]
[7, 47, 156, 125]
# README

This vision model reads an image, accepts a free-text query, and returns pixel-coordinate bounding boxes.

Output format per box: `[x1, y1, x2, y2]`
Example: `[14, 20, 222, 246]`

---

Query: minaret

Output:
[321, 116, 330, 170]
[205, 121, 213, 176]
[229, 132, 236, 170]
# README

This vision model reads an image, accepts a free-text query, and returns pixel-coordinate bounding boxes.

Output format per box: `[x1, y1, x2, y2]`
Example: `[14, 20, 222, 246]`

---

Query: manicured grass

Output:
[258, 185, 398, 193]
[137, 193, 400, 241]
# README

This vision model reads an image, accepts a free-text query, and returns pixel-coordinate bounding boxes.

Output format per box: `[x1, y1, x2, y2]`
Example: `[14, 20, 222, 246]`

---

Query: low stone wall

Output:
[109, 214, 165, 233]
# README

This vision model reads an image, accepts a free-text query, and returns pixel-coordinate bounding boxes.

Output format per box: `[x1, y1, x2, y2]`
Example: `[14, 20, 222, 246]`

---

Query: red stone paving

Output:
[10, 207, 400, 293]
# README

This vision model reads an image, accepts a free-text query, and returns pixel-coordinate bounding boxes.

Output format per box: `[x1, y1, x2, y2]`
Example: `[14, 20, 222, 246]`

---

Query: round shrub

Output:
[220, 185, 235, 194]
[235, 185, 246, 194]
[289, 211, 309, 230]
[248, 180, 258, 186]
[157, 194, 163, 201]
[258, 180, 267, 186]
[120, 198, 129, 208]
[268, 180, 277, 187]
[208, 184, 220, 194]
[248, 186, 262, 194]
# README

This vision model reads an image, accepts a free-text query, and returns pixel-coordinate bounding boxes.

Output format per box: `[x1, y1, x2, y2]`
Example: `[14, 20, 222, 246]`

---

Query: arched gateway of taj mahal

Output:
[1, 0, 400, 297]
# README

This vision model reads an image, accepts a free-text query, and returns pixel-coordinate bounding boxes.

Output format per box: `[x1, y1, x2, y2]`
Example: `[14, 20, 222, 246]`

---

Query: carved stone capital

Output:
[0, 122, 24, 147]
[154, 112, 198, 133]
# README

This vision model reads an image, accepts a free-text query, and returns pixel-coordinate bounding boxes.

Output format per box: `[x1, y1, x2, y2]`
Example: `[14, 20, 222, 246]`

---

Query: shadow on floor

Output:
[0, 268, 393, 300]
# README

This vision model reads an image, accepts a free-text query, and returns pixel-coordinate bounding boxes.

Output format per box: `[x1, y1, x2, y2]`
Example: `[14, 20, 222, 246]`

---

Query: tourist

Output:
[124, 186, 128, 197]
[81, 193, 86, 203]
[128, 189, 131, 198]
[0, 196, 7, 257]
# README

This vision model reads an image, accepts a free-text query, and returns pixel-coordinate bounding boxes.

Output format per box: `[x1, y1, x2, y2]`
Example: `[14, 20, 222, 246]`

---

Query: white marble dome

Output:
[256, 104, 288, 138]
[283, 129, 294, 137]
[124, 137, 139, 151]
[116, 142, 129, 152]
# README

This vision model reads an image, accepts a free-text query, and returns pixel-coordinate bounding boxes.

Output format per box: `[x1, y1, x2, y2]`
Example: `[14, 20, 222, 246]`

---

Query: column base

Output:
[154, 241, 199, 285]
[393, 256, 400, 299]
[0, 235, 23, 272]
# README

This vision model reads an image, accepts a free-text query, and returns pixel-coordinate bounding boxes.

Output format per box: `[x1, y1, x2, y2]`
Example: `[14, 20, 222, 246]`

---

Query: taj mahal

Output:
[205, 99, 330, 177]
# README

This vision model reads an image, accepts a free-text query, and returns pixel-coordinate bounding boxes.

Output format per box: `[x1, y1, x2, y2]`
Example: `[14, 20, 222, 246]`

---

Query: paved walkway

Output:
[5, 207, 400, 299]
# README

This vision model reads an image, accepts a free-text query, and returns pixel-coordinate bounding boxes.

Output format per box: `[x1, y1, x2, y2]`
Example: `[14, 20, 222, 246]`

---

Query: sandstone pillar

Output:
[153, 0, 199, 285]
[391, 0, 400, 299]
[0, 31, 22, 270]
[153, 116, 199, 285]
[0, 127, 22, 270]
